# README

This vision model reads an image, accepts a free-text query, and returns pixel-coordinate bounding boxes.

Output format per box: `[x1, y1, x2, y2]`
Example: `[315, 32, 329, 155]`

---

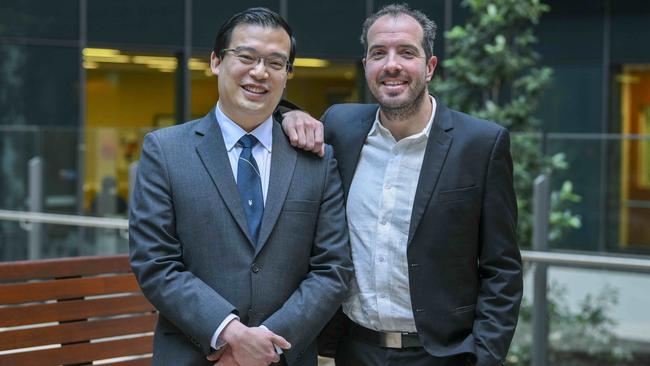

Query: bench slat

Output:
[100, 358, 153, 366]
[0, 334, 153, 366]
[0, 255, 131, 281]
[0, 273, 141, 304]
[0, 255, 155, 366]
[0, 313, 157, 351]
[0, 294, 155, 327]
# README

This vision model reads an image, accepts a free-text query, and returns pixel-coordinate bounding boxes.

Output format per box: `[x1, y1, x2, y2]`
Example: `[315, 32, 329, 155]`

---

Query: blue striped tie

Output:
[237, 134, 264, 244]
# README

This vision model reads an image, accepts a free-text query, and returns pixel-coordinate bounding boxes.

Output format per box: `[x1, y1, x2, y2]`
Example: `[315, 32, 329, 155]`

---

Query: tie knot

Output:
[238, 134, 259, 149]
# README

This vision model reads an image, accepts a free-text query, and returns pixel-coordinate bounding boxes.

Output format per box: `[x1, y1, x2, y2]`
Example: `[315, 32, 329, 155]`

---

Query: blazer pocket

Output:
[283, 199, 319, 213]
[454, 303, 476, 314]
[437, 186, 479, 203]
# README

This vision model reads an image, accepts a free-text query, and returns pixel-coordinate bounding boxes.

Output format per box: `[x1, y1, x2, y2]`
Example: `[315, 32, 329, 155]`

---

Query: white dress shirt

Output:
[215, 102, 273, 201]
[343, 96, 436, 332]
[211, 102, 274, 349]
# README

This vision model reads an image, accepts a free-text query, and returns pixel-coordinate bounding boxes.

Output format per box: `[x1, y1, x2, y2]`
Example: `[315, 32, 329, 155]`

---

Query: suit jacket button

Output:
[251, 263, 261, 273]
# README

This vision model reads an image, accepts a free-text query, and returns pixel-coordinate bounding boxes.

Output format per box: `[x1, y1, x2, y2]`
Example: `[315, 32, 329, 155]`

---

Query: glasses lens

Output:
[226, 48, 288, 72]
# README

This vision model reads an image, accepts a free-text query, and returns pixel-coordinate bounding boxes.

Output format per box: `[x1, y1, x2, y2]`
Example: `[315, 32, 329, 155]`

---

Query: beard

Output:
[374, 80, 428, 121]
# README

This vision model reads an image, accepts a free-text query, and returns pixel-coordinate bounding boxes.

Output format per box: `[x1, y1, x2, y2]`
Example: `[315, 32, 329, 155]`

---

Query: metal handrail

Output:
[0, 209, 128, 230]
[521, 250, 650, 272]
[544, 132, 650, 140]
[509, 131, 650, 140]
[2, 209, 650, 272]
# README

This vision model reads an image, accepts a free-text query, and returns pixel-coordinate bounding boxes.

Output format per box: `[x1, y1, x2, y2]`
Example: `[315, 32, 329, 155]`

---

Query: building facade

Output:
[1, 0, 649, 260]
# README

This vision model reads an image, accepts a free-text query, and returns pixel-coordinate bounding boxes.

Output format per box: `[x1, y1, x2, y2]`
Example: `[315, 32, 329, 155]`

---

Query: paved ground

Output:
[318, 357, 335, 366]
[522, 267, 650, 343]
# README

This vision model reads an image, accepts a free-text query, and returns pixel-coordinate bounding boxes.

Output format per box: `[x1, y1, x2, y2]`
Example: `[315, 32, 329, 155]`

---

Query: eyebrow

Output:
[400, 45, 421, 52]
[368, 44, 421, 52]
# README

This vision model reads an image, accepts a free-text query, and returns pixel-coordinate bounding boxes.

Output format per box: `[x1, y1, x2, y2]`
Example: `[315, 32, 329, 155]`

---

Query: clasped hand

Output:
[207, 320, 291, 366]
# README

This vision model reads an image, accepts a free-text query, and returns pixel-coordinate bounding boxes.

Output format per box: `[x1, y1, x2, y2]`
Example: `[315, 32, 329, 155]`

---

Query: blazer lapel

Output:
[407, 103, 454, 245]
[337, 110, 376, 198]
[195, 110, 256, 247]
[255, 121, 297, 255]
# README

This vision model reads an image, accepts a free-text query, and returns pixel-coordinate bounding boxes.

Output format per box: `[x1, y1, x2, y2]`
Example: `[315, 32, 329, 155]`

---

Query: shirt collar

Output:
[215, 102, 273, 152]
[368, 95, 437, 141]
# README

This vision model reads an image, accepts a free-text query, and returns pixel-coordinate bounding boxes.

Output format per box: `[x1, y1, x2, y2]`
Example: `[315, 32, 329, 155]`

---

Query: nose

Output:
[382, 52, 402, 74]
[249, 60, 269, 80]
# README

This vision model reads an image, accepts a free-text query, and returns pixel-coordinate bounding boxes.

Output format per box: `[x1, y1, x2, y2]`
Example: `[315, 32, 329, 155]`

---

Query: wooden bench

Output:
[0, 255, 156, 366]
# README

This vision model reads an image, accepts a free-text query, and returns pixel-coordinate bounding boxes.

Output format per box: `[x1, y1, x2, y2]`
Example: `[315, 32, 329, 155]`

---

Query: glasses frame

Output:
[220, 47, 292, 73]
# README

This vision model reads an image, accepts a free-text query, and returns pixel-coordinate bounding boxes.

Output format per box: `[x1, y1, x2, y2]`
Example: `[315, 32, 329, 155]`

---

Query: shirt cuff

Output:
[211, 313, 239, 350]
[259, 325, 283, 355]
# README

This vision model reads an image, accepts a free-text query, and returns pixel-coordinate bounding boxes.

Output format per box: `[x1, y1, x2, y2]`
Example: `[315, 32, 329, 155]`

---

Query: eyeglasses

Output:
[220, 47, 292, 72]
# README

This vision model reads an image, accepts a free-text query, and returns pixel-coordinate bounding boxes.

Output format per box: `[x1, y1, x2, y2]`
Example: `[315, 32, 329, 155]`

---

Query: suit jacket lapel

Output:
[336, 110, 376, 198]
[255, 121, 297, 255]
[408, 103, 454, 245]
[195, 110, 256, 247]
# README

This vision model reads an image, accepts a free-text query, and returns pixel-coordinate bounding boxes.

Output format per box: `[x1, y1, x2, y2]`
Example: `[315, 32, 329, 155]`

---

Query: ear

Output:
[362, 57, 367, 70]
[210, 51, 221, 76]
[425, 55, 437, 82]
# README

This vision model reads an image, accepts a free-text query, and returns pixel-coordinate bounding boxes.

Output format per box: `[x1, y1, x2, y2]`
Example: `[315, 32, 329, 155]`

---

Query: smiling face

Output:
[211, 23, 291, 130]
[363, 14, 437, 117]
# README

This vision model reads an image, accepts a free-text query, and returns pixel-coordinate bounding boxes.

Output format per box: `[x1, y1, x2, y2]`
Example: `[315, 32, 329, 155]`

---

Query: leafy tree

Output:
[508, 281, 632, 365]
[432, 0, 581, 247]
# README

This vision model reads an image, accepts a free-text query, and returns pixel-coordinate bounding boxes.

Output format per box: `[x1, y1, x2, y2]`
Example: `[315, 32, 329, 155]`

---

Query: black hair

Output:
[360, 3, 437, 61]
[213, 7, 296, 72]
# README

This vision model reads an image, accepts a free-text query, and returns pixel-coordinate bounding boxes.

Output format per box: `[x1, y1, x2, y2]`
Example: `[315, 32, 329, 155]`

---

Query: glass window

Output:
[0, 44, 80, 222]
[289, 0, 365, 58]
[0, 1, 79, 40]
[0, 45, 79, 127]
[611, 2, 650, 63]
[192, 0, 280, 51]
[84, 48, 176, 216]
[618, 65, 650, 252]
[88, 0, 184, 47]
[286, 60, 360, 117]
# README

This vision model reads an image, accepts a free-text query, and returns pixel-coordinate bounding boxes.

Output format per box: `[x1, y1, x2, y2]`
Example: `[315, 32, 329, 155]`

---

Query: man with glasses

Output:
[282, 4, 522, 366]
[129, 7, 352, 366]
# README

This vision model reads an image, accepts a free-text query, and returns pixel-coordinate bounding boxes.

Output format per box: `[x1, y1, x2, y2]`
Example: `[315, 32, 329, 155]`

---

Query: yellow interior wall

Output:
[86, 70, 175, 128]
[286, 77, 358, 117]
[85, 69, 175, 212]
[620, 68, 650, 247]
[191, 76, 219, 117]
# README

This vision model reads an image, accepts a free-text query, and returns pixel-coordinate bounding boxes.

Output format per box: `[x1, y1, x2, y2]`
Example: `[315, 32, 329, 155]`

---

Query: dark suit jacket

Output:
[129, 110, 353, 366]
[319, 102, 522, 366]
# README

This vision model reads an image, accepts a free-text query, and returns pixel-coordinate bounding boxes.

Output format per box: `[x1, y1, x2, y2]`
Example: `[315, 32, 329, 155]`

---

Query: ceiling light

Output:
[84, 55, 131, 63]
[293, 58, 330, 68]
[83, 48, 121, 57]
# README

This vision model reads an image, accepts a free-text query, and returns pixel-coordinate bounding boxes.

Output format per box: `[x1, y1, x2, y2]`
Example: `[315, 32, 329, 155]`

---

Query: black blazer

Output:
[319, 101, 523, 366]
